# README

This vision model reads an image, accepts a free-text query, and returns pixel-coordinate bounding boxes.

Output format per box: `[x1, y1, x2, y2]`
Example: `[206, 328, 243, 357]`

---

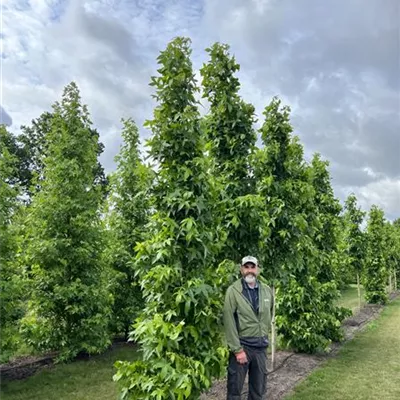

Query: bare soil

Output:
[0, 343, 125, 382]
[0, 353, 57, 381]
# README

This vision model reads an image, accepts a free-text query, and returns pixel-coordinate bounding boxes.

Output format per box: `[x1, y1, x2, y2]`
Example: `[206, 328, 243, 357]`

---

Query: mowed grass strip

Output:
[0, 344, 138, 400]
[286, 295, 400, 400]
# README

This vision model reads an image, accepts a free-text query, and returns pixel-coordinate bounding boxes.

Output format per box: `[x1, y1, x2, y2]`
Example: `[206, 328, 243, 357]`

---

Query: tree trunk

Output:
[271, 286, 276, 370]
[357, 272, 361, 310]
[394, 271, 397, 292]
[124, 325, 129, 342]
[389, 273, 392, 293]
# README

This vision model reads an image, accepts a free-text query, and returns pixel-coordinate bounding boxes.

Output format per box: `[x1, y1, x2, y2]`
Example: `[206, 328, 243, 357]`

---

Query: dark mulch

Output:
[0, 341, 131, 382]
[0, 353, 57, 381]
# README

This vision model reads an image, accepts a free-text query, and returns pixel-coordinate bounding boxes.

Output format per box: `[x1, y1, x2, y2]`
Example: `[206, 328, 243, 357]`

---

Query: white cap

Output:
[241, 256, 258, 266]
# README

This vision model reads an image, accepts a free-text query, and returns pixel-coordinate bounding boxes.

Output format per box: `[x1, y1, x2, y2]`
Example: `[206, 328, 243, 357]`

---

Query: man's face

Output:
[240, 262, 259, 280]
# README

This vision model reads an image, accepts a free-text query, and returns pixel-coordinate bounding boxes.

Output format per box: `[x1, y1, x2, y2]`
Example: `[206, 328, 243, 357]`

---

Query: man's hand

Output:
[235, 349, 248, 364]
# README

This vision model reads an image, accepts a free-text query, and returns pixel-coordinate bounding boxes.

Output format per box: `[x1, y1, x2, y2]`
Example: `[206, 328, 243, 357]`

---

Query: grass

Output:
[285, 296, 400, 400]
[337, 283, 366, 314]
[0, 344, 138, 400]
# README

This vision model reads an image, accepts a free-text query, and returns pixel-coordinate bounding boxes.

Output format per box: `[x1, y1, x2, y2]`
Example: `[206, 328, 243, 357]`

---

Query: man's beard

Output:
[244, 274, 256, 284]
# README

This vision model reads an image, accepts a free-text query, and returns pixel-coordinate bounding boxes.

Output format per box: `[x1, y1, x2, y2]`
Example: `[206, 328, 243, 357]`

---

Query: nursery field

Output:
[2, 35, 399, 400]
[1, 285, 388, 400]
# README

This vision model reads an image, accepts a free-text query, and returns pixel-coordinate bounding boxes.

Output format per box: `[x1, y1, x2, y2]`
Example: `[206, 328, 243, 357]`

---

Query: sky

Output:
[2, 0, 400, 220]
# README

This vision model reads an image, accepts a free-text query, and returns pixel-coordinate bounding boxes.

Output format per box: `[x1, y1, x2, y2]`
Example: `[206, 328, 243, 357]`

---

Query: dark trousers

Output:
[227, 346, 267, 400]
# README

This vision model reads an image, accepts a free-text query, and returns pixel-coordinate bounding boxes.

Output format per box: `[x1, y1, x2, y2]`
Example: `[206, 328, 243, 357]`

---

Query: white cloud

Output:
[357, 179, 400, 221]
[3, 0, 157, 169]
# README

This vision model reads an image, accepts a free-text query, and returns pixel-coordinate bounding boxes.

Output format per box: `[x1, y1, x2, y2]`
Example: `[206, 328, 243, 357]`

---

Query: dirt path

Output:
[201, 293, 398, 400]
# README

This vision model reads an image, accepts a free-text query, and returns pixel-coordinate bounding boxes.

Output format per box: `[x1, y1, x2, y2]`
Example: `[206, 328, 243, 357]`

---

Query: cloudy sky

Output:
[3, 0, 400, 219]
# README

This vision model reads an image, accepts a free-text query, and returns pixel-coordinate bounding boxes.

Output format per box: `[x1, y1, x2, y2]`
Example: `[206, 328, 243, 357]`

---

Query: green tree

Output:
[0, 126, 25, 362]
[309, 154, 351, 341]
[18, 112, 53, 196]
[392, 219, 400, 290]
[255, 98, 345, 353]
[21, 83, 111, 360]
[105, 118, 153, 338]
[0, 126, 31, 192]
[114, 37, 234, 400]
[200, 43, 256, 198]
[364, 205, 388, 304]
[16, 111, 107, 199]
[343, 193, 366, 306]
[384, 221, 398, 293]
[335, 215, 354, 289]
[200, 43, 261, 262]
[310, 154, 342, 283]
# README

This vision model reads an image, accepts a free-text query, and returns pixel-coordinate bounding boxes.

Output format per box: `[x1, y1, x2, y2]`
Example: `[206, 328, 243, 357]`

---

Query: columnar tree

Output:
[309, 154, 350, 340]
[364, 205, 388, 304]
[255, 98, 344, 353]
[114, 38, 235, 400]
[343, 193, 366, 307]
[310, 154, 342, 283]
[393, 218, 400, 290]
[200, 43, 260, 262]
[200, 43, 256, 195]
[384, 221, 398, 293]
[21, 83, 111, 360]
[105, 118, 153, 338]
[0, 126, 24, 361]
[335, 215, 353, 289]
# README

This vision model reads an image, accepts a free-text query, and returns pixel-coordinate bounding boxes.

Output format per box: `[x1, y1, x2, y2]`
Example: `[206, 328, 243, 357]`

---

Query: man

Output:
[223, 256, 274, 400]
